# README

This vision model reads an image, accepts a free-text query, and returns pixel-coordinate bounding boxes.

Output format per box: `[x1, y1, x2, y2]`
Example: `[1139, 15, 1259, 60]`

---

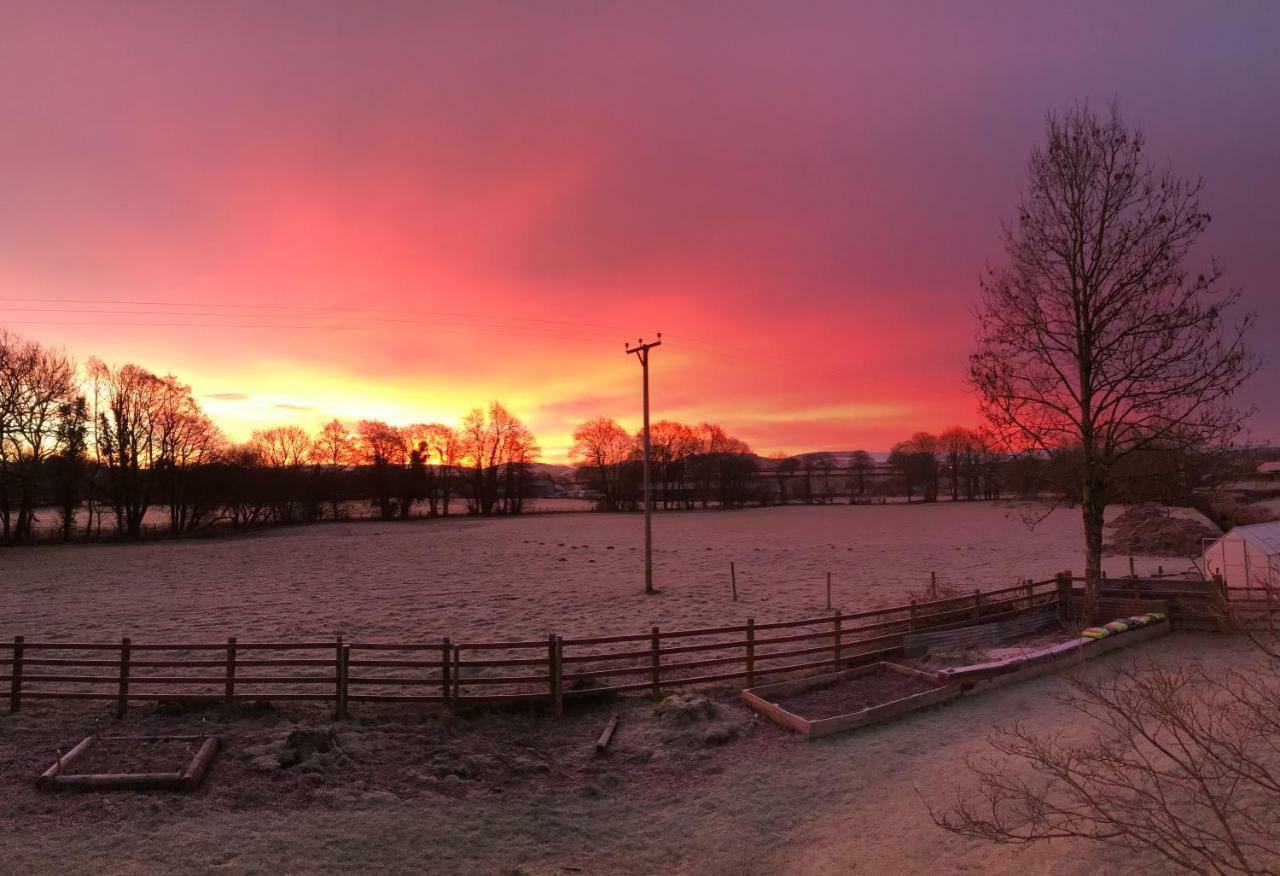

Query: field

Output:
[0, 501, 1238, 875]
[2, 501, 1202, 643]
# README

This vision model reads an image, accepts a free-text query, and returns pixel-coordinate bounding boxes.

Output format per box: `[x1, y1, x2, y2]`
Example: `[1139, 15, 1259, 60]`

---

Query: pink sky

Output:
[1, 2, 1276, 461]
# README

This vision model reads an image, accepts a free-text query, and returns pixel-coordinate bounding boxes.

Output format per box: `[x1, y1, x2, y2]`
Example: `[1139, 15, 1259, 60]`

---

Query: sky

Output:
[1, 1, 1276, 462]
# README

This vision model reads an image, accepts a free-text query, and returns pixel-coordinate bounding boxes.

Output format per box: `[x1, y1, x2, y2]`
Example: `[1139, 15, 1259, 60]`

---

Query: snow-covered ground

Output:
[2, 501, 1201, 644]
[0, 501, 1238, 875]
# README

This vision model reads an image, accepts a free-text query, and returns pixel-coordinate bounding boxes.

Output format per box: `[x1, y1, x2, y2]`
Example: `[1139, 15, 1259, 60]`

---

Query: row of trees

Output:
[569, 417, 758, 510]
[0, 328, 542, 543]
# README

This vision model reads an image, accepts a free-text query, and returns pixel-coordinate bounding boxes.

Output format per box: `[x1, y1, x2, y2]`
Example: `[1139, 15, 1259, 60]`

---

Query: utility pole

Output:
[626, 333, 661, 595]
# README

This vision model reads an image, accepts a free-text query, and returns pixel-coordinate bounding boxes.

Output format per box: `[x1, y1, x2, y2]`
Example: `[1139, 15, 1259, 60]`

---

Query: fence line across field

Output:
[1, 575, 1266, 720]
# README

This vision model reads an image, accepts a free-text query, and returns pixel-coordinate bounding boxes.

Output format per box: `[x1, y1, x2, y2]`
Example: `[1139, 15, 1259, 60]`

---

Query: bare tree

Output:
[0, 333, 76, 541]
[356, 419, 406, 521]
[458, 403, 539, 516]
[847, 450, 874, 501]
[939, 426, 979, 501]
[970, 102, 1256, 621]
[249, 425, 314, 523]
[771, 452, 800, 505]
[310, 418, 356, 519]
[421, 423, 461, 516]
[87, 358, 168, 538]
[155, 376, 223, 533]
[932, 650, 1280, 874]
[570, 416, 638, 511]
[650, 420, 698, 509]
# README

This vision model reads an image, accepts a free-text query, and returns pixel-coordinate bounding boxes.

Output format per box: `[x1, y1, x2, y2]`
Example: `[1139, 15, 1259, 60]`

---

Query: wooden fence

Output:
[8, 574, 1269, 720]
[2, 579, 1065, 719]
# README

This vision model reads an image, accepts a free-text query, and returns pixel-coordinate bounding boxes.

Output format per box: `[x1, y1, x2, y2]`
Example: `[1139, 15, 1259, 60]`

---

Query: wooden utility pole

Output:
[626, 334, 662, 595]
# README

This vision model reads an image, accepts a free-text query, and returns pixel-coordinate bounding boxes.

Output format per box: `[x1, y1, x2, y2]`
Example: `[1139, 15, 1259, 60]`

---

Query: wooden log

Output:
[37, 735, 96, 788]
[595, 713, 619, 754]
[10, 636, 23, 713]
[46, 772, 186, 791]
[225, 637, 237, 704]
[650, 627, 661, 699]
[180, 737, 221, 789]
[116, 638, 131, 719]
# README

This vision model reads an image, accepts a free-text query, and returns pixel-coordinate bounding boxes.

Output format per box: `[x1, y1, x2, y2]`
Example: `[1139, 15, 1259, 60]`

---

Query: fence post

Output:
[9, 636, 23, 713]
[746, 619, 755, 687]
[1056, 570, 1072, 622]
[1211, 573, 1231, 633]
[650, 626, 661, 700]
[972, 589, 981, 622]
[555, 636, 565, 717]
[225, 636, 237, 705]
[441, 637, 452, 710]
[334, 636, 347, 720]
[116, 637, 131, 719]
[1024, 579, 1033, 611]
[452, 645, 462, 704]
[833, 612, 842, 669]
[548, 633, 564, 718]
[908, 600, 917, 632]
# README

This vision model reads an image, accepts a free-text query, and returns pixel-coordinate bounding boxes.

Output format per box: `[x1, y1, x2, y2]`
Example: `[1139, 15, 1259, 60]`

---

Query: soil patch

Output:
[71, 737, 199, 775]
[1107, 504, 1216, 557]
[769, 669, 940, 721]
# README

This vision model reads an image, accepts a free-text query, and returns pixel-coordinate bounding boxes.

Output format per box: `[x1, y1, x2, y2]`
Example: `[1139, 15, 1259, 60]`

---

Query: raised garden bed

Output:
[742, 662, 959, 739]
[37, 735, 220, 791]
[936, 614, 1170, 692]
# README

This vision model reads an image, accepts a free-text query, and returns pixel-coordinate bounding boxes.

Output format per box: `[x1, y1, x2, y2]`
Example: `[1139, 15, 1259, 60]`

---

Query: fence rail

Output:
[5, 573, 1270, 719]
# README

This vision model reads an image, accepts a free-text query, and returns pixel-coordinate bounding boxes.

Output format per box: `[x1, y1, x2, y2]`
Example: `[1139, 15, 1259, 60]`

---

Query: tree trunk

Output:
[1081, 493, 1106, 625]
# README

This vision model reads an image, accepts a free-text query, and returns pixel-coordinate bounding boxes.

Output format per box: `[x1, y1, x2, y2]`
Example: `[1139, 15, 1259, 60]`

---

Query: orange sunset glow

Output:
[2, 3, 1276, 460]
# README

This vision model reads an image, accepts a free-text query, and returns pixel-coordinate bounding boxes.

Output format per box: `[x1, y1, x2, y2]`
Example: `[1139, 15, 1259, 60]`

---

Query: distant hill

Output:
[528, 462, 575, 479]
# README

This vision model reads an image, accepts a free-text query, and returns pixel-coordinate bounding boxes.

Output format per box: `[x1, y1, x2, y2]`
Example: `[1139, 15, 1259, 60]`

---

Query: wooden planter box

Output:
[741, 662, 959, 740]
[37, 735, 220, 792]
[937, 616, 1171, 693]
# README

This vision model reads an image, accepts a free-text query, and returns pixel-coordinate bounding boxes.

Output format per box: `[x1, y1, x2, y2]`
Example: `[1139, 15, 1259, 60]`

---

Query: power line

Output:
[0, 295, 628, 332]
[0, 320, 618, 344]
[0, 307, 622, 341]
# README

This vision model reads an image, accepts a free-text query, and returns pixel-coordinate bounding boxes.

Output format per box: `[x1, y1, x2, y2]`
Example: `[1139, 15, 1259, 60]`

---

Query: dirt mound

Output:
[1107, 505, 1215, 557]
[654, 694, 717, 725]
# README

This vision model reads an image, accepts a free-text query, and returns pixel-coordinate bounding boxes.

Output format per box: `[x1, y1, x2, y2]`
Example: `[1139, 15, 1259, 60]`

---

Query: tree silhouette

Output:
[971, 102, 1257, 621]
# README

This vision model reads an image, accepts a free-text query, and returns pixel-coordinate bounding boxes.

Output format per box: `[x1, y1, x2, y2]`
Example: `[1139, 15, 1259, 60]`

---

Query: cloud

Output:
[206, 392, 248, 401]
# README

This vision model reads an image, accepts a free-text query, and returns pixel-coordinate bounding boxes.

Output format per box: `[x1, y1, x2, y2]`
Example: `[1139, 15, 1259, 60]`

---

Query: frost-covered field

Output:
[2, 502, 1200, 644]
[1, 502, 1225, 876]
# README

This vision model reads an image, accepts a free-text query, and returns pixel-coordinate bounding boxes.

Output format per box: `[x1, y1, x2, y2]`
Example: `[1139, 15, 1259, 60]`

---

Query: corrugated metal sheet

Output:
[1236, 521, 1280, 554]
